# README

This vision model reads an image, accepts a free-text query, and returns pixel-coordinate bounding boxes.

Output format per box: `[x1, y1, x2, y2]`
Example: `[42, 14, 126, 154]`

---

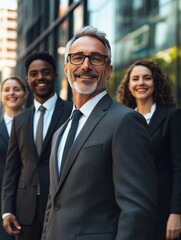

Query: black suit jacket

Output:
[1, 97, 72, 225]
[0, 118, 9, 198]
[42, 94, 157, 240]
[0, 118, 14, 240]
[148, 105, 181, 220]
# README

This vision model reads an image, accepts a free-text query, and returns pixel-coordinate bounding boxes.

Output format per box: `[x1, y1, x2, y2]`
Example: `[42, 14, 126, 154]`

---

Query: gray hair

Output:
[64, 26, 111, 63]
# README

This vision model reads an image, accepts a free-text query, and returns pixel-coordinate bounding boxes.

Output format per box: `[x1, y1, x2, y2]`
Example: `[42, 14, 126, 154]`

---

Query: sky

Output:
[0, 0, 17, 10]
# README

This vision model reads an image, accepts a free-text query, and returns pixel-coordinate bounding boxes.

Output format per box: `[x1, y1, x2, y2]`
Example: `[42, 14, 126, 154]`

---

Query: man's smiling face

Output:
[64, 36, 112, 96]
[27, 59, 56, 103]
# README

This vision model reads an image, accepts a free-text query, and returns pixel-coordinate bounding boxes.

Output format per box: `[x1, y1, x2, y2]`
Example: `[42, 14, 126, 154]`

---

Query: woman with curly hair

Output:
[117, 59, 181, 240]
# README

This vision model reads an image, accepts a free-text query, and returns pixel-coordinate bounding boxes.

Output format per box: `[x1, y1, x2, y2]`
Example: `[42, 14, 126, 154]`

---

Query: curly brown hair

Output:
[116, 59, 176, 108]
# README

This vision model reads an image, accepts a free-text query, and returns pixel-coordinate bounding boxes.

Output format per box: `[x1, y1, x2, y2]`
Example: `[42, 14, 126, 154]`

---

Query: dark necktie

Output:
[60, 110, 82, 172]
[36, 105, 46, 156]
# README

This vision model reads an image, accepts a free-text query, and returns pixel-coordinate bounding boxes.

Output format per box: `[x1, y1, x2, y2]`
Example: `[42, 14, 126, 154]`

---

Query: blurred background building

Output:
[0, 0, 17, 80]
[0, 0, 181, 107]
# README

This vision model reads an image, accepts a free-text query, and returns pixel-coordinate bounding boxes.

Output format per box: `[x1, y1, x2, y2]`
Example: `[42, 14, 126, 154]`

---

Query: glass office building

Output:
[16, 0, 181, 105]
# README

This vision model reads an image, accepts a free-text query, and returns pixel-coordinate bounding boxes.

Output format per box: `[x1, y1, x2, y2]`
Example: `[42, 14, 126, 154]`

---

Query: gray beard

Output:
[69, 80, 98, 95]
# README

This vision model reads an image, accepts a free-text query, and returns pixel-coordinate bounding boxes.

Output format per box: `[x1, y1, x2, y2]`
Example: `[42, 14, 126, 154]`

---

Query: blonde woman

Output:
[0, 76, 27, 240]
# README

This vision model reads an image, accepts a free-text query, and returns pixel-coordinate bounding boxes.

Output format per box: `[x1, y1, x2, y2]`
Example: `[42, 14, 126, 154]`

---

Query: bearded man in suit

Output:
[42, 26, 157, 240]
[1, 52, 72, 240]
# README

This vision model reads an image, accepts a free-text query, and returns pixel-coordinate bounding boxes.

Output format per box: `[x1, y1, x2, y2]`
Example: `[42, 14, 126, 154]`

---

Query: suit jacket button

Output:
[54, 205, 60, 210]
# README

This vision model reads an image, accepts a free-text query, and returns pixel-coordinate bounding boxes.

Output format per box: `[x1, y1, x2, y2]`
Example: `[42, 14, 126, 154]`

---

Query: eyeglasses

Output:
[67, 53, 108, 66]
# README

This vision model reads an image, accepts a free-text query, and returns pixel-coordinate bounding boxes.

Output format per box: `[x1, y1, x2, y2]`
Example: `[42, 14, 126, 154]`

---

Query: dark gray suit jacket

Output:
[1, 98, 72, 225]
[0, 118, 9, 197]
[0, 118, 14, 240]
[42, 94, 157, 240]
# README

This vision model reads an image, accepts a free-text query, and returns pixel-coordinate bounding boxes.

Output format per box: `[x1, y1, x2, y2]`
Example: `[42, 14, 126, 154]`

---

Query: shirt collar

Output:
[34, 93, 58, 112]
[72, 90, 107, 118]
[140, 103, 156, 124]
[4, 112, 13, 124]
[143, 103, 156, 117]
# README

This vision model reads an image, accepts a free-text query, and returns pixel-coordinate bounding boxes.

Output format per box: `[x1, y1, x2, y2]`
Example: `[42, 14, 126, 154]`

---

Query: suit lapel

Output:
[51, 119, 70, 185]
[24, 107, 38, 156]
[41, 99, 65, 155]
[0, 118, 9, 144]
[56, 94, 112, 194]
[148, 105, 167, 135]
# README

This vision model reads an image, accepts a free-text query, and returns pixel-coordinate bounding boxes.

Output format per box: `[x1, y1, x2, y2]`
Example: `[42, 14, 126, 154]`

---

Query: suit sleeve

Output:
[1, 118, 21, 215]
[170, 108, 181, 213]
[112, 111, 157, 240]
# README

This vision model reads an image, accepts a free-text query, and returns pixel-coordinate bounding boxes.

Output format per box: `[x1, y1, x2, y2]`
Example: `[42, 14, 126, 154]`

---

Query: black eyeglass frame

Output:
[67, 53, 109, 66]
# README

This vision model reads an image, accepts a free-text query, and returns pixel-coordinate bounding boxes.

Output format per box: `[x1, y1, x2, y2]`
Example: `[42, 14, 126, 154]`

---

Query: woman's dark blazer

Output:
[0, 117, 13, 240]
[148, 105, 181, 221]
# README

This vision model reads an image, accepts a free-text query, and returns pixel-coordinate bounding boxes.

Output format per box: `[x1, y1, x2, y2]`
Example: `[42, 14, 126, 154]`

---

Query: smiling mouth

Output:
[36, 83, 47, 87]
[137, 88, 148, 92]
[74, 70, 99, 79]
[75, 73, 96, 78]
[8, 98, 18, 101]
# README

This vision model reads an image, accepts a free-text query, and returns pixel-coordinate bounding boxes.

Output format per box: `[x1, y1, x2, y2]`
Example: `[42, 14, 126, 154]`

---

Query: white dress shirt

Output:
[57, 91, 107, 173]
[4, 112, 13, 136]
[143, 103, 156, 124]
[135, 103, 156, 124]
